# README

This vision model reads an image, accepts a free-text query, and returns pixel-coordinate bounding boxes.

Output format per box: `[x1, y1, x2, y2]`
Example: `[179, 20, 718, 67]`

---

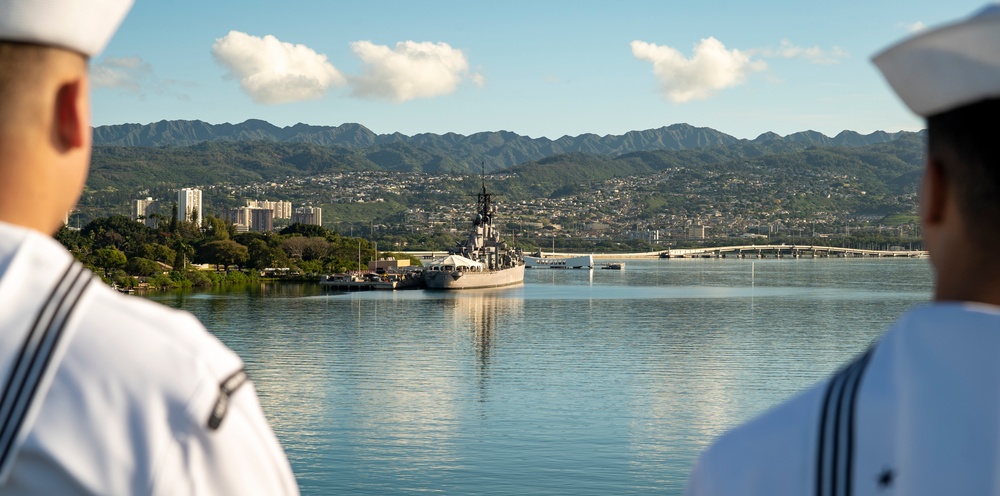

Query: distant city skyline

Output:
[92, 1, 979, 140]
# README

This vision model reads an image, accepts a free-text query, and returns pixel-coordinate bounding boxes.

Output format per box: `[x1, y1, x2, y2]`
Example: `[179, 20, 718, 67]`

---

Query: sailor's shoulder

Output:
[69, 280, 243, 391]
[689, 383, 826, 495]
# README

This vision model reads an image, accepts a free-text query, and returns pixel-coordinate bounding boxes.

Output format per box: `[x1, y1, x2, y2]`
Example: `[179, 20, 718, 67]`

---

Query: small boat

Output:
[321, 272, 398, 291]
[600, 262, 624, 270]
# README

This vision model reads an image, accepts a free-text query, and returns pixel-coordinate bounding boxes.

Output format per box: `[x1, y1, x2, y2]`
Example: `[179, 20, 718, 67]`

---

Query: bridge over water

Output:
[403, 245, 928, 261]
[648, 244, 926, 259]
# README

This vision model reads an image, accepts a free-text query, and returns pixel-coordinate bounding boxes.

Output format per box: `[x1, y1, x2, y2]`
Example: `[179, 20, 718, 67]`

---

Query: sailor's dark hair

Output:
[927, 97, 1000, 244]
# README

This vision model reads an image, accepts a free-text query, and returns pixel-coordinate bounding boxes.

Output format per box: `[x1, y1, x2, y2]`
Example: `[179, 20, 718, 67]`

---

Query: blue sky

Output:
[91, 1, 983, 140]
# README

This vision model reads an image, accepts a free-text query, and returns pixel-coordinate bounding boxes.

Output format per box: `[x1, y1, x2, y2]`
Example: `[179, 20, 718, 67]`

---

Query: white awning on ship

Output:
[428, 254, 484, 270]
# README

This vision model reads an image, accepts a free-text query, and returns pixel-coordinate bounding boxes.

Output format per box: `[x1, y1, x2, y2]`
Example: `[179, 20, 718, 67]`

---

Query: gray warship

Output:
[423, 180, 524, 290]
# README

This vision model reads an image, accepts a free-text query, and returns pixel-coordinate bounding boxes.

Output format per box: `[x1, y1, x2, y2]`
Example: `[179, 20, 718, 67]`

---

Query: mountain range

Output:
[93, 120, 924, 171]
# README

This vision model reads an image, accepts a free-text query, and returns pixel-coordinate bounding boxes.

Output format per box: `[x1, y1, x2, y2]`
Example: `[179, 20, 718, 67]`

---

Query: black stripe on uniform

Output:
[207, 368, 249, 430]
[0, 261, 92, 474]
[816, 348, 873, 496]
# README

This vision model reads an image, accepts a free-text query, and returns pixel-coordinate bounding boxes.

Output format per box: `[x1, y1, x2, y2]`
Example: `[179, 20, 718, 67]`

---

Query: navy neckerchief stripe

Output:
[816, 348, 873, 496]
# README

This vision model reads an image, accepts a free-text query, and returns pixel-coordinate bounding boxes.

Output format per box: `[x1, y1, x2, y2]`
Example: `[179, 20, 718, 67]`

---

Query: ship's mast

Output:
[479, 160, 490, 224]
[479, 161, 492, 268]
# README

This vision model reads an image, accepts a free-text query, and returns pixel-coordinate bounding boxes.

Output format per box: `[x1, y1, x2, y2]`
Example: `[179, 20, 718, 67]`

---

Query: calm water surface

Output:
[147, 258, 933, 495]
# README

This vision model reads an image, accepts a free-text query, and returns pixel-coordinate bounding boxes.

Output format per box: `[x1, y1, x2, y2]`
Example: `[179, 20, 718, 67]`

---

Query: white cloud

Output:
[631, 37, 766, 103]
[211, 31, 346, 105]
[756, 39, 849, 65]
[348, 40, 471, 102]
[471, 72, 486, 88]
[91, 56, 191, 100]
[91, 56, 151, 91]
[903, 21, 926, 33]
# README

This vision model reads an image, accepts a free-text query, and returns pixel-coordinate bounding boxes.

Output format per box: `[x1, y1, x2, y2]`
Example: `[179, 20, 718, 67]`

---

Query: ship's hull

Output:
[423, 264, 525, 290]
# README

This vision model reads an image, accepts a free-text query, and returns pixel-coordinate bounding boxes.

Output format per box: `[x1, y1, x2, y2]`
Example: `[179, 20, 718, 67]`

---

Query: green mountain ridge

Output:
[93, 119, 923, 171]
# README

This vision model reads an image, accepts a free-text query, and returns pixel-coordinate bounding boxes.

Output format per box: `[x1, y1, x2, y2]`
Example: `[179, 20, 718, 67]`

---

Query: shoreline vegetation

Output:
[57, 214, 924, 292]
[55, 214, 421, 291]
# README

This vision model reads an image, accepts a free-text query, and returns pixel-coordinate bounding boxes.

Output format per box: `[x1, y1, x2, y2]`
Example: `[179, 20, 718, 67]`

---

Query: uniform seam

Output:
[146, 365, 218, 496]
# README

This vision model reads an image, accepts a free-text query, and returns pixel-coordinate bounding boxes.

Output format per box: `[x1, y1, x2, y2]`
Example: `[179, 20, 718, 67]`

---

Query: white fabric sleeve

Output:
[684, 453, 718, 496]
[153, 380, 299, 496]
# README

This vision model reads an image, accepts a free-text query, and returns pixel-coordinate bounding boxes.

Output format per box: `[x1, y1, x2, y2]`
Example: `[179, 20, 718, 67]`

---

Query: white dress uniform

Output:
[688, 5, 1000, 494]
[0, 222, 299, 495]
[686, 303, 1000, 496]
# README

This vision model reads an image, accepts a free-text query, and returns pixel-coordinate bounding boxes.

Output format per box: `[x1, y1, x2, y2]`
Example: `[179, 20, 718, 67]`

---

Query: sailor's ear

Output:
[920, 158, 948, 227]
[54, 79, 86, 151]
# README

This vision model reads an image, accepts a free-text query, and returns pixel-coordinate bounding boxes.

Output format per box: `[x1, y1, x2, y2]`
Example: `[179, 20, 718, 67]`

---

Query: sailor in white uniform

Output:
[687, 5, 1000, 496]
[0, 1, 298, 494]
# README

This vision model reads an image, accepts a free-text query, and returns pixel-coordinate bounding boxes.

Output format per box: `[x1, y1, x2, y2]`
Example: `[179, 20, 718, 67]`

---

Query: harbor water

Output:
[146, 257, 933, 495]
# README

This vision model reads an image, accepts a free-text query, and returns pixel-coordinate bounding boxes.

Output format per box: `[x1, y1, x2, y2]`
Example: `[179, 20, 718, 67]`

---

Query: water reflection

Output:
[143, 259, 933, 495]
[439, 291, 525, 404]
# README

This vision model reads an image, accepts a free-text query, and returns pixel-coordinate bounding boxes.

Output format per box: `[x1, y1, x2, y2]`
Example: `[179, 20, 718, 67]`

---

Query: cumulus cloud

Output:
[211, 31, 346, 104]
[903, 21, 926, 33]
[90, 56, 151, 91]
[348, 40, 472, 102]
[631, 37, 766, 103]
[755, 39, 849, 64]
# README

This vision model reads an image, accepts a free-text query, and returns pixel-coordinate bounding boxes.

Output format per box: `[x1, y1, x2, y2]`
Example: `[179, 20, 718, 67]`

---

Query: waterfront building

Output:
[368, 258, 411, 273]
[177, 188, 202, 227]
[292, 206, 322, 227]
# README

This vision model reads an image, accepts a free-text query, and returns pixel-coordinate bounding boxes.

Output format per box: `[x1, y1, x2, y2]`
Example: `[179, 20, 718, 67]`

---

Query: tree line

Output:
[55, 214, 419, 290]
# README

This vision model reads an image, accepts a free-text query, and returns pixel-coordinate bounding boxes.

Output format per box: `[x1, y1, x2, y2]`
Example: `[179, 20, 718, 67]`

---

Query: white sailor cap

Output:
[873, 5, 1000, 117]
[0, 0, 133, 57]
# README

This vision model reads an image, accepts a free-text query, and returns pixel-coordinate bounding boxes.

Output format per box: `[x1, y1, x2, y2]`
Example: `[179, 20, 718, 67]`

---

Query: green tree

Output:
[169, 202, 178, 233]
[82, 215, 153, 255]
[247, 239, 277, 270]
[197, 240, 249, 271]
[125, 257, 161, 277]
[92, 247, 127, 277]
[280, 223, 330, 238]
[302, 237, 330, 261]
[143, 243, 177, 265]
[54, 225, 93, 259]
[296, 259, 324, 275]
[173, 240, 194, 270]
[203, 215, 230, 241]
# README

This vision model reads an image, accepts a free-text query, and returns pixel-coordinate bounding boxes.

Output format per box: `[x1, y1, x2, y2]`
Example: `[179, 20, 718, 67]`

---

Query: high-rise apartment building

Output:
[246, 199, 291, 219]
[177, 188, 202, 226]
[226, 206, 275, 232]
[292, 206, 322, 227]
[131, 197, 160, 227]
[250, 208, 274, 232]
[225, 207, 251, 229]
